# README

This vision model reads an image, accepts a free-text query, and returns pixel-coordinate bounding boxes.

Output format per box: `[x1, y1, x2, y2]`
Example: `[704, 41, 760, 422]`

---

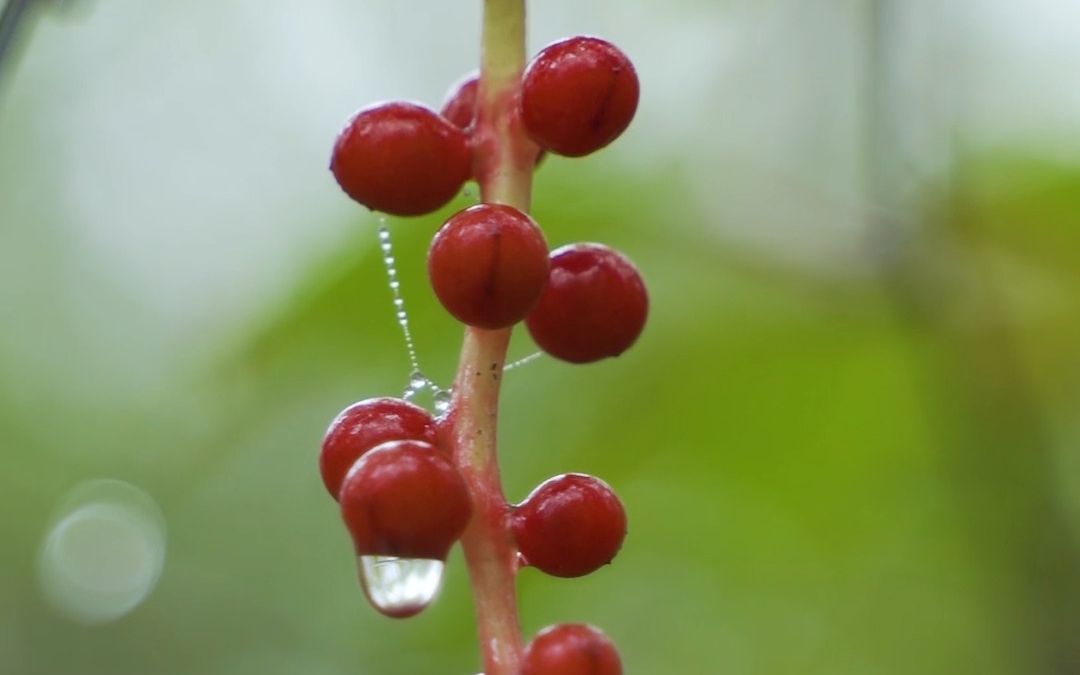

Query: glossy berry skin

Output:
[523, 624, 622, 675]
[330, 101, 471, 216]
[428, 203, 550, 329]
[520, 36, 639, 157]
[340, 440, 471, 561]
[319, 398, 437, 500]
[439, 72, 480, 131]
[525, 243, 647, 364]
[512, 473, 626, 578]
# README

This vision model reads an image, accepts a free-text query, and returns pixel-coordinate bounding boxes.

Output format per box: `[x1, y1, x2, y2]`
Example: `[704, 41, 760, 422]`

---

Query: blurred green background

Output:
[2, 1, 1079, 673]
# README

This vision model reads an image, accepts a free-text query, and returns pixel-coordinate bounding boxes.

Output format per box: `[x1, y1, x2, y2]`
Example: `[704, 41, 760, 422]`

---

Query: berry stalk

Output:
[325, 2, 641, 670]
[445, 0, 533, 673]
[445, 328, 520, 675]
[473, 0, 536, 208]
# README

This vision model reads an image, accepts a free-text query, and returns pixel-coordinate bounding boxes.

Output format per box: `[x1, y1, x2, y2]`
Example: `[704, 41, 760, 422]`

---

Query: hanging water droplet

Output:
[409, 370, 428, 391]
[433, 389, 452, 416]
[393, 297, 405, 309]
[358, 556, 444, 618]
[396, 310, 408, 323]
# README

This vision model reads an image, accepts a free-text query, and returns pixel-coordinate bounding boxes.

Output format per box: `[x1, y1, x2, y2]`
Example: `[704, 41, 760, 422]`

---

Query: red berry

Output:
[330, 101, 471, 216]
[523, 624, 622, 675]
[340, 440, 471, 561]
[440, 72, 480, 131]
[319, 398, 437, 500]
[512, 473, 626, 578]
[520, 36, 639, 157]
[428, 203, 550, 329]
[525, 243, 647, 364]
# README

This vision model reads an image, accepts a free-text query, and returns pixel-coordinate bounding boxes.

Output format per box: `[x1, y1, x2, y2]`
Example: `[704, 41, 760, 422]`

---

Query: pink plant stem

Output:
[444, 0, 537, 674]
[446, 328, 521, 675]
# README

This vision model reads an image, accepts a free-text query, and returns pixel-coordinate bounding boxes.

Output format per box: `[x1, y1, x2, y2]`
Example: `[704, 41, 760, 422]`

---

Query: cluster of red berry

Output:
[321, 35, 644, 675]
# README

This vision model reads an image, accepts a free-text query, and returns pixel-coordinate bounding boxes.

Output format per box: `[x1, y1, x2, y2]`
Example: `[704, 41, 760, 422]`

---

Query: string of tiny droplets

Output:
[376, 218, 542, 415]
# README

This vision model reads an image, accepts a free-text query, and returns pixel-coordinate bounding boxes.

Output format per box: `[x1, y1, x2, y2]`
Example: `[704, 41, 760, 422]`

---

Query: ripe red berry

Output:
[440, 72, 480, 131]
[512, 473, 626, 578]
[428, 203, 550, 329]
[330, 101, 471, 216]
[525, 243, 647, 364]
[520, 36, 639, 157]
[523, 624, 622, 675]
[340, 440, 471, 561]
[319, 398, 438, 500]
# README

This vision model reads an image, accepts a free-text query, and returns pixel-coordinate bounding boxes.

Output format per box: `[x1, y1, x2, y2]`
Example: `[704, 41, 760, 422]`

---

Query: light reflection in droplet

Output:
[358, 555, 444, 618]
[433, 389, 452, 416]
[37, 479, 166, 624]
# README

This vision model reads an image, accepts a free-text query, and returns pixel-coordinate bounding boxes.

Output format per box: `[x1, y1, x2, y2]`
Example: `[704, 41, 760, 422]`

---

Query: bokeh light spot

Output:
[37, 480, 166, 624]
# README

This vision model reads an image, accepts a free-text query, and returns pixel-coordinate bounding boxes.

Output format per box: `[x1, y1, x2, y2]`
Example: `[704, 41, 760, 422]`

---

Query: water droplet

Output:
[504, 351, 543, 372]
[433, 389, 452, 416]
[358, 556, 444, 618]
[409, 370, 428, 391]
[374, 224, 421, 378]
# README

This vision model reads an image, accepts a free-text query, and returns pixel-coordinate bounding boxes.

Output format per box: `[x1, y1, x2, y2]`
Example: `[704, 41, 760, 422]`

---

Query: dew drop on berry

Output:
[403, 370, 426, 401]
[408, 370, 428, 391]
[358, 555, 445, 618]
[433, 389, 452, 416]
